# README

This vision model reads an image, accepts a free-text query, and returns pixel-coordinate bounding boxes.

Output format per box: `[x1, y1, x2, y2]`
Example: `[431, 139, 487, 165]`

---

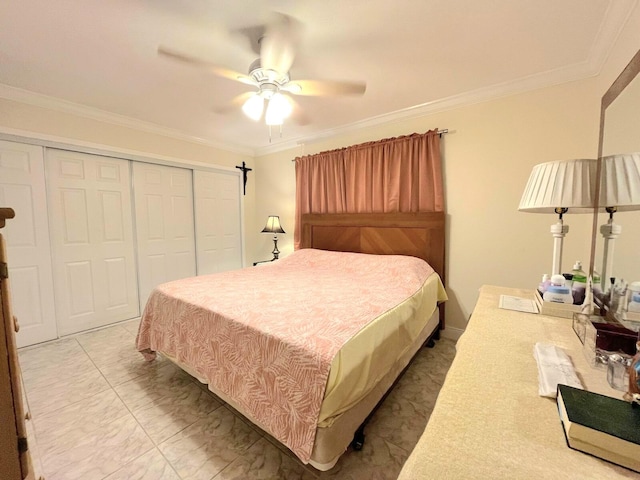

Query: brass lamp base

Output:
[271, 235, 280, 259]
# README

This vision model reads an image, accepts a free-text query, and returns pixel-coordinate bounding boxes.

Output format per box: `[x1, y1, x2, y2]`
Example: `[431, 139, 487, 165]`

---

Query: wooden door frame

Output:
[0, 208, 33, 480]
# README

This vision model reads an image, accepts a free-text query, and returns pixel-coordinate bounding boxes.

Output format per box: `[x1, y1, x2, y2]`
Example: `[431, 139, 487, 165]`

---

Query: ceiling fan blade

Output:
[158, 46, 256, 86]
[288, 96, 310, 126]
[260, 13, 301, 74]
[283, 79, 367, 96]
[213, 92, 256, 115]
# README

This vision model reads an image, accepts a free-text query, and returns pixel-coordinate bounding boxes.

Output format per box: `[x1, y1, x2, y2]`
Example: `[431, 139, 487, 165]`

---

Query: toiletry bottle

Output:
[571, 261, 587, 305]
[592, 269, 602, 300]
[538, 274, 550, 295]
[626, 342, 640, 403]
[562, 273, 574, 288]
[609, 278, 626, 314]
[628, 294, 640, 313]
[604, 277, 616, 309]
[543, 275, 573, 303]
[616, 280, 628, 316]
[581, 276, 594, 314]
[628, 281, 640, 312]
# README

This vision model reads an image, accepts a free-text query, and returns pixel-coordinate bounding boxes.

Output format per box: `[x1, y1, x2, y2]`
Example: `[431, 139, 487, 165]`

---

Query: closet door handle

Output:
[13, 315, 19, 333]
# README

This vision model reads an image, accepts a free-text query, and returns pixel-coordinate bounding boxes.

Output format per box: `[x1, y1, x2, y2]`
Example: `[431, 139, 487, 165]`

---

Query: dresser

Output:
[0, 208, 35, 480]
[398, 285, 639, 479]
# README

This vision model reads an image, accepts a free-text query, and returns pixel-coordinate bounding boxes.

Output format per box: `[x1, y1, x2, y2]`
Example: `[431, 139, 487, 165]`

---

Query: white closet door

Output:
[46, 149, 139, 336]
[194, 170, 243, 275]
[0, 141, 57, 347]
[133, 162, 196, 312]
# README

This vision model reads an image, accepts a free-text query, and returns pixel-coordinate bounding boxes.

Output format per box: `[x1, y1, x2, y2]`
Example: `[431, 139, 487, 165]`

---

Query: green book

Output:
[557, 384, 640, 473]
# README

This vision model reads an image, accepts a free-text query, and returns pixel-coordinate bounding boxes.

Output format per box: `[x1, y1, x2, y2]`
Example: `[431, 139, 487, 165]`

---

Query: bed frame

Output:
[157, 211, 447, 471]
[300, 211, 446, 328]
[298, 211, 446, 469]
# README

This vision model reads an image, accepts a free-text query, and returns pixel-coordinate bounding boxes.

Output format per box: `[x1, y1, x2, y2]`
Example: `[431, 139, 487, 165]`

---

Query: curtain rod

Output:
[292, 129, 448, 161]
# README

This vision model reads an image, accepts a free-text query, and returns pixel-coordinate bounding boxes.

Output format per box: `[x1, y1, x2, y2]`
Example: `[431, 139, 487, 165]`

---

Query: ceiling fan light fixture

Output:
[159, 12, 368, 139]
[242, 94, 264, 121]
[265, 92, 292, 125]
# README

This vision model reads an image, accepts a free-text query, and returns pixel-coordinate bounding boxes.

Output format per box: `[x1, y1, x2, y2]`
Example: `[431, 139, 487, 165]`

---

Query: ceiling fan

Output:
[158, 13, 366, 129]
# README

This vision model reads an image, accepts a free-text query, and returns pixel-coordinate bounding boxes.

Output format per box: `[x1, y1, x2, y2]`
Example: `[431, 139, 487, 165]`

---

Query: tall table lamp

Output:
[261, 215, 286, 260]
[597, 152, 640, 290]
[518, 159, 597, 276]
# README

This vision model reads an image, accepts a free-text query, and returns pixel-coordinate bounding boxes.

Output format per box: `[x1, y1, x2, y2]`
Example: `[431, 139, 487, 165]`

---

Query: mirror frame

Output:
[589, 48, 640, 279]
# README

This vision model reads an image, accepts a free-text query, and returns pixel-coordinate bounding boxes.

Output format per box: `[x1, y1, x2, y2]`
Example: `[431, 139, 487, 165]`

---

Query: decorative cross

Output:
[235, 161, 252, 196]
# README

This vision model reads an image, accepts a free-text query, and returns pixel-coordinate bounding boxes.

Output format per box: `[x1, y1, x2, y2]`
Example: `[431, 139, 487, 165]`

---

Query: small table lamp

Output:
[597, 152, 640, 290]
[519, 159, 597, 276]
[261, 215, 286, 260]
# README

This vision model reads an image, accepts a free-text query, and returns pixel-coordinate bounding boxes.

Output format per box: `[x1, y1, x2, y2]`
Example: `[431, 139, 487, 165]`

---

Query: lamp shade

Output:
[242, 94, 265, 121]
[265, 93, 292, 126]
[261, 215, 285, 234]
[599, 152, 640, 212]
[518, 159, 597, 213]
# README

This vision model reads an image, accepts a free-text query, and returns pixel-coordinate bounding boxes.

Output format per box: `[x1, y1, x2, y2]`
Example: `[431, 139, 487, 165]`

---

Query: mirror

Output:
[591, 48, 640, 319]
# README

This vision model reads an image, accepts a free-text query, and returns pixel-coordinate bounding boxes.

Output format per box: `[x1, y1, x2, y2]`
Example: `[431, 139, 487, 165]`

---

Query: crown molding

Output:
[0, 52, 612, 160]
[0, 0, 634, 159]
[0, 125, 245, 175]
[255, 0, 638, 156]
[0, 83, 254, 156]
[587, 0, 638, 76]
[256, 60, 598, 155]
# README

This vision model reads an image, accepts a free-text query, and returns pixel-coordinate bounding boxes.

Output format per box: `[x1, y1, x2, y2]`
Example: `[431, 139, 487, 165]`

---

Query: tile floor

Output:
[18, 319, 457, 480]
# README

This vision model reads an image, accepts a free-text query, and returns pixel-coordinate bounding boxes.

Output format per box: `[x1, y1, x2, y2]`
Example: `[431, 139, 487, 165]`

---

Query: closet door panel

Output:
[0, 140, 57, 347]
[66, 261, 94, 316]
[47, 150, 139, 335]
[194, 170, 243, 275]
[133, 163, 196, 312]
[105, 257, 130, 309]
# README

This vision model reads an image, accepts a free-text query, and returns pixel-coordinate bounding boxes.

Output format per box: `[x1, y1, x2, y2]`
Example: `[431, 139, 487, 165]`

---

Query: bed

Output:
[136, 212, 447, 470]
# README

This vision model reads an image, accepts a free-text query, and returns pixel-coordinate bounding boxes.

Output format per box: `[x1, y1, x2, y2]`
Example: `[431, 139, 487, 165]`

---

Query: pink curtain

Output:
[294, 129, 444, 248]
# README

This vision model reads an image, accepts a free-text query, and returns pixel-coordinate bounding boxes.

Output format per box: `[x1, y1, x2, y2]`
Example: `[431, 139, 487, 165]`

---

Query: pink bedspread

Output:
[136, 248, 434, 462]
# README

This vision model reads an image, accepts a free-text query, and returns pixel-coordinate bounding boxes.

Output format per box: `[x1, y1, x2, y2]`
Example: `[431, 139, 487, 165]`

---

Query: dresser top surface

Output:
[398, 285, 638, 479]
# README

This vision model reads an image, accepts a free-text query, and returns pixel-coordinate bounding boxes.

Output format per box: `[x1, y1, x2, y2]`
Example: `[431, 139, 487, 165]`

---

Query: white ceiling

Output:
[0, 0, 635, 155]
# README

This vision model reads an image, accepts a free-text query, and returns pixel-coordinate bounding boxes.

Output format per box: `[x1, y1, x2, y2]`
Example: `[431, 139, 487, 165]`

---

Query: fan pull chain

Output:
[267, 124, 285, 143]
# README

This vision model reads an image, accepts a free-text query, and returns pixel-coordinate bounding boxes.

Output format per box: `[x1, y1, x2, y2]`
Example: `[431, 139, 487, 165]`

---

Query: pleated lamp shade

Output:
[518, 159, 598, 213]
[599, 152, 640, 212]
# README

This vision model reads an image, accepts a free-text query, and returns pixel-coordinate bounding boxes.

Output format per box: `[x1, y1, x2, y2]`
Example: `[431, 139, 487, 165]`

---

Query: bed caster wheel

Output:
[426, 338, 436, 348]
[352, 430, 365, 451]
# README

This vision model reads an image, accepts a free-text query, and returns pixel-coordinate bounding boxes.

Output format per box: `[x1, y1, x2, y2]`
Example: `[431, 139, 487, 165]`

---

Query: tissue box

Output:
[582, 315, 639, 369]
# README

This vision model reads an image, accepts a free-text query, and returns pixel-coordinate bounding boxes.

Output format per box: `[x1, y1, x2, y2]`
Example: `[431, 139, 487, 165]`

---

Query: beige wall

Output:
[254, 5, 640, 335]
[0, 98, 253, 166]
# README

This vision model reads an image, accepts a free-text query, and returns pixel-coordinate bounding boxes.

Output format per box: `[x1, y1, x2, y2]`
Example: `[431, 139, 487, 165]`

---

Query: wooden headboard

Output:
[300, 212, 446, 285]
